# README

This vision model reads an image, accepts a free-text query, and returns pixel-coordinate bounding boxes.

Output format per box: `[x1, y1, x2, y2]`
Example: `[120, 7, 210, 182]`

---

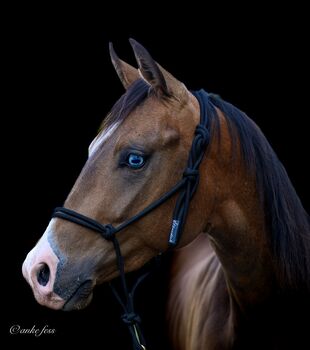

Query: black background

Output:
[4, 5, 309, 349]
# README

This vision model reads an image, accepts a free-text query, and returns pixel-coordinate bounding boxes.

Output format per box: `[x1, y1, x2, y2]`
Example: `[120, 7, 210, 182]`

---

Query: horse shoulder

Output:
[168, 234, 235, 350]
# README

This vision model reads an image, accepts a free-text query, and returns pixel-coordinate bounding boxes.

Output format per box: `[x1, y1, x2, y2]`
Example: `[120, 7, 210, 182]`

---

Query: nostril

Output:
[37, 264, 50, 286]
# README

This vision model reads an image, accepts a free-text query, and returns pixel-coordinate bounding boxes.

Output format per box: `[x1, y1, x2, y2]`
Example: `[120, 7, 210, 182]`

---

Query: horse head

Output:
[22, 40, 216, 311]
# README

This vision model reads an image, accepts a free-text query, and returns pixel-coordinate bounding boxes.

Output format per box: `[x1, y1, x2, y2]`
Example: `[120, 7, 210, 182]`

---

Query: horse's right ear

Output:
[109, 43, 140, 89]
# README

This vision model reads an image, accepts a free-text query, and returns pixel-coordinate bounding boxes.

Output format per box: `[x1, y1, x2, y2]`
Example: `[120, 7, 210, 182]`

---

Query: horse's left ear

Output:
[129, 38, 187, 101]
[109, 43, 140, 89]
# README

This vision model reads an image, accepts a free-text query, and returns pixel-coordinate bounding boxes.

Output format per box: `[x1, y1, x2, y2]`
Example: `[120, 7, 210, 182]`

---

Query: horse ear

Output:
[109, 43, 140, 89]
[129, 38, 169, 96]
[129, 38, 188, 101]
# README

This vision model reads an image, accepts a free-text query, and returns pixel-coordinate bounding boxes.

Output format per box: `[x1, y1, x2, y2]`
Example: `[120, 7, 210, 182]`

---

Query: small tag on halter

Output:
[169, 220, 180, 246]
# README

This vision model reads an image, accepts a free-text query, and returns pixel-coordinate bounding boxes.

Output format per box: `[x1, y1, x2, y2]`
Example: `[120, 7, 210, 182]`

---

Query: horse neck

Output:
[208, 171, 274, 312]
[201, 105, 310, 314]
[201, 116, 275, 314]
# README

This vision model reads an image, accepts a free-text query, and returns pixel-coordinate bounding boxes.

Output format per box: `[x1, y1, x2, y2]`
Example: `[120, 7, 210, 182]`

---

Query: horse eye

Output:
[126, 154, 145, 169]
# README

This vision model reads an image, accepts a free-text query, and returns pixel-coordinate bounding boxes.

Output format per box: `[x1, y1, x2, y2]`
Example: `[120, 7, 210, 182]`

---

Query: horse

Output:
[22, 39, 310, 349]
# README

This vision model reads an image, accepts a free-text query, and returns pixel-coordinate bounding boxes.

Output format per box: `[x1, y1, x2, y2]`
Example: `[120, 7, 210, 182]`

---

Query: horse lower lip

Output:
[63, 280, 93, 311]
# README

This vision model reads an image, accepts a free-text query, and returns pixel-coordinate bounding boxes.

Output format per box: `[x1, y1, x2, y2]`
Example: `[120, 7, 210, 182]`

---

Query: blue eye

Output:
[127, 154, 145, 169]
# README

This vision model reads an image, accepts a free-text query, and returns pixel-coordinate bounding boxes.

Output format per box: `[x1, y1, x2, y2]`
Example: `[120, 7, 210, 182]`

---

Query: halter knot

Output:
[195, 124, 210, 144]
[101, 224, 116, 240]
[121, 312, 141, 325]
[183, 168, 199, 181]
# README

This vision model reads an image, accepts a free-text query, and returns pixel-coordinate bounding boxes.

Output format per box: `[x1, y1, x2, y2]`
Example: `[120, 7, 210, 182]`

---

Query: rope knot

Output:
[183, 168, 199, 182]
[195, 124, 210, 144]
[102, 224, 116, 240]
[121, 312, 141, 325]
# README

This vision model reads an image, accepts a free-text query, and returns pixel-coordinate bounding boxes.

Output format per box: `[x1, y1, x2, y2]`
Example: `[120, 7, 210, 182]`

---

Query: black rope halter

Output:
[52, 89, 210, 350]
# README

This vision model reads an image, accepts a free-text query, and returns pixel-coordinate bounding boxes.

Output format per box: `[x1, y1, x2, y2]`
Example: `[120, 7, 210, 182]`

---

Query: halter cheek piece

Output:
[52, 90, 210, 350]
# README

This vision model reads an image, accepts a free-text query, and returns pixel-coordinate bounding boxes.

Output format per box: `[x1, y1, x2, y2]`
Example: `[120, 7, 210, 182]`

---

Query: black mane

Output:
[207, 94, 310, 291]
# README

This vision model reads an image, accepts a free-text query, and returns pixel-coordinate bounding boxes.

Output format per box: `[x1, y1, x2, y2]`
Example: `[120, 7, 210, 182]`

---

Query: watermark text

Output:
[9, 324, 56, 337]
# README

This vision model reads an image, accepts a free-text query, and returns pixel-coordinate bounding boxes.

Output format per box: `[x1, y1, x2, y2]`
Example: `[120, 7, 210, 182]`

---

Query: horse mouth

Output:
[63, 280, 93, 311]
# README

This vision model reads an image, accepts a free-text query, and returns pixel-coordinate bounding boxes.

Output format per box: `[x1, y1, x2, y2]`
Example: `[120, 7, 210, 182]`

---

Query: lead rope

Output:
[52, 89, 210, 350]
[109, 236, 148, 350]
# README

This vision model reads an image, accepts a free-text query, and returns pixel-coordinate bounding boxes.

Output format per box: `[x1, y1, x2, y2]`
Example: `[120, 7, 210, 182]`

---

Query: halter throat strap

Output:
[52, 89, 210, 350]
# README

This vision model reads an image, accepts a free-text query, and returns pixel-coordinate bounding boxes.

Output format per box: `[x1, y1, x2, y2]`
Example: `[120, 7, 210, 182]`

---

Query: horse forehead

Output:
[88, 122, 121, 157]
[89, 98, 180, 157]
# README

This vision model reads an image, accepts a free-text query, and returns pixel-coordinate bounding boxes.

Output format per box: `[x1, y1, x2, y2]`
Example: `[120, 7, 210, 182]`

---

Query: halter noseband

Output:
[52, 89, 210, 350]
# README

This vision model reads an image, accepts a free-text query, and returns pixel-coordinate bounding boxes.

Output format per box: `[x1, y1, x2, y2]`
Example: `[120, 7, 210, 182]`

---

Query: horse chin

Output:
[62, 280, 94, 311]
